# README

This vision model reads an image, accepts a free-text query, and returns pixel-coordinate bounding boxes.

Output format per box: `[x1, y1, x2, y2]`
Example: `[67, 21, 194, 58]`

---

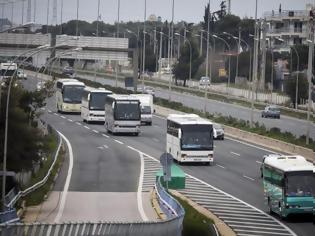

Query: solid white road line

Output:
[114, 139, 123, 145]
[137, 153, 149, 221]
[102, 134, 109, 138]
[127, 145, 140, 152]
[84, 126, 90, 130]
[55, 131, 74, 223]
[230, 152, 240, 157]
[243, 175, 255, 181]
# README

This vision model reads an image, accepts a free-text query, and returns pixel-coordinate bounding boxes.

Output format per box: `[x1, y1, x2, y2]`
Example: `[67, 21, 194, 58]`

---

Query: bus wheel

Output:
[134, 132, 139, 136]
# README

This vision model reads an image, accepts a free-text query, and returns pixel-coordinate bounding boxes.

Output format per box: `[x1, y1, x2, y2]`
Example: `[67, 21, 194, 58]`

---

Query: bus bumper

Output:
[113, 126, 140, 134]
[87, 116, 105, 122]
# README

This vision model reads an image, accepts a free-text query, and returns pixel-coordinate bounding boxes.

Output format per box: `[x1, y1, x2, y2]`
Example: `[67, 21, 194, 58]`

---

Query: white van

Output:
[133, 94, 154, 125]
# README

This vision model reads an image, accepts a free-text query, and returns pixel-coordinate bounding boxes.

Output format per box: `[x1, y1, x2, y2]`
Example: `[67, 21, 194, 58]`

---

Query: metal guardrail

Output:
[0, 209, 19, 225]
[155, 177, 185, 220]
[5, 126, 62, 208]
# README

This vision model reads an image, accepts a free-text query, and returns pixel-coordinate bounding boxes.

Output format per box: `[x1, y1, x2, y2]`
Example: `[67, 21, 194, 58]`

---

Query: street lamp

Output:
[1, 45, 50, 210]
[291, 46, 300, 110]
[233, 36, 252, 83]
[223, 31, 240, 80]
[213, 34, 231, 94]
[175, 32, 192, 81]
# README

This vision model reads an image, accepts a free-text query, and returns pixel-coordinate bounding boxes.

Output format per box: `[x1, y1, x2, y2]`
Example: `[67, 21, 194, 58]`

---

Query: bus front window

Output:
[181, 125, 213, 151]
[114, 102, 140, 120]
[90, 93, 108, 110]
[63, 86, 84, 104]
[285, 172, 314, 197]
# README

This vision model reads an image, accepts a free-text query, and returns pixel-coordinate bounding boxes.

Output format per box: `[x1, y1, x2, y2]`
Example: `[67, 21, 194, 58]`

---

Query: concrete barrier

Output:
[155, 105, 315, 163]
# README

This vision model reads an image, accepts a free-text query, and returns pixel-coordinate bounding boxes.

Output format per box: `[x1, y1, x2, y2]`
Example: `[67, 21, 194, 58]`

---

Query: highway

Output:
[25, 76, 314, 235]
[80, 73, 315, 140]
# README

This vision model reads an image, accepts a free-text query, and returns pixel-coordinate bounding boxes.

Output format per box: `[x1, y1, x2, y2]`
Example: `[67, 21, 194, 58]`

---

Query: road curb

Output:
[150, 189, 166, 220]
[169, 190, 236, 236]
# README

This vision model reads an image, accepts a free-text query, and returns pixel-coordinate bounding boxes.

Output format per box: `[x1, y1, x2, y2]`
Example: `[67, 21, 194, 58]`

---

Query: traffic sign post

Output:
[160, 153, 173, 190]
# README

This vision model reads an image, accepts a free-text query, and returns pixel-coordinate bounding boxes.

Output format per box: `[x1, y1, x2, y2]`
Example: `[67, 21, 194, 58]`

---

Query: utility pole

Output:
[236, 27, 241, 81]
[260, 21, 267, 91]
[27, 0, 31, 23]
[306, 11, 314, 145]
[168, 0, 174, 100]
[159, 31, 163, 80]
[53, 0, 57, 26]
[250, 0, 259, 128]
[206, 0, 210, 77]
[142, 0, 146, 91]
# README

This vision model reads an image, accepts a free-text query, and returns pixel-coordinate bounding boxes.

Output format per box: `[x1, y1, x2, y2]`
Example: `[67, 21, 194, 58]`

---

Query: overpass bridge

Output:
[0, 33, 129, 67]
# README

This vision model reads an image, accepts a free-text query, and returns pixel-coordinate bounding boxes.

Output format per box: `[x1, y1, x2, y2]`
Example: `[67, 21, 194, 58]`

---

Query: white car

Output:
[199, 76, 210, 86]
[138, 86, 155, 97]
[17, 70, 27, 79]
[213, 123, 224, 140]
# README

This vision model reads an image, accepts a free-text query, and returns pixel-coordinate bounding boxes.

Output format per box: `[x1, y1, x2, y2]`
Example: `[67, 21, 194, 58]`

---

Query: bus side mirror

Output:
[178, 129, 182, 139]
[87, 94, 90, 101]
[153, 109, 156, 113]
[112, 103, 115, 109]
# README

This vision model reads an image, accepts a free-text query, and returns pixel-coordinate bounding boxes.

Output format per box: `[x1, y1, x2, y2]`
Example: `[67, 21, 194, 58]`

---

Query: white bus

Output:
[105, 94, 141, 135]
[0, 62, 17, 79]
[262, 154, 314, 218]
[81, 87, 112, 123]
[167, 114, 214, 165]
[133, 94, 154, 125]
[56, 79, 85, 113]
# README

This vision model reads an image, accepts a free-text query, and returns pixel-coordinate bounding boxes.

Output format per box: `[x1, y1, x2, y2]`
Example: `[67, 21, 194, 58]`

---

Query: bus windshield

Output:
[181, 125, 213, 151]
[89, 93, 108, 110]
[141, 106, 151, 114]
[114, 101, 140, 120]
[285, 172, 314, 197]
[63, 85, 85, 104]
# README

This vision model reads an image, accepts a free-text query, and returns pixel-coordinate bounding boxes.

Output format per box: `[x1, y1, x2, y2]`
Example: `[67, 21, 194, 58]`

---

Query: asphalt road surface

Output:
[23, 75, 314, 235]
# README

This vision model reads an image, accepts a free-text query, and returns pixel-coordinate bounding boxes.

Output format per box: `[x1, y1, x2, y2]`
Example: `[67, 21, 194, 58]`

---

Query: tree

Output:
[173, 39, 202, 86]
[284, 73, 308, 105]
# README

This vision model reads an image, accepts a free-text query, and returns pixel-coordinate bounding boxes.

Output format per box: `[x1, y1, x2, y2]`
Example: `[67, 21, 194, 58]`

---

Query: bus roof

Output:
[264, 154, 314, 172]
[84, 86, 112, 94]
[108, 94, 140, 101]
[57, 79, 85, 87]
[167, 114, 213, 125]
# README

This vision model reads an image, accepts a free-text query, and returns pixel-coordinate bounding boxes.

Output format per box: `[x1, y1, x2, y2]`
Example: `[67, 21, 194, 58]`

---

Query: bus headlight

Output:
[181, 154, 187, 159]
[208, 154, 213, 159]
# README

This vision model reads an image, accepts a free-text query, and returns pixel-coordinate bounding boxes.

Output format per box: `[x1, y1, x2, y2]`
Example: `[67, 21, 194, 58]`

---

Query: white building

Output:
[264, 4, 313, 51]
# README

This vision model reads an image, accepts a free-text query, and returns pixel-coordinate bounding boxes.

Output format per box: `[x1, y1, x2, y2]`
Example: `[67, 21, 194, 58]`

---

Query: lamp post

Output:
[1, 45, 50, 210]
[213, 34, 231, 94]
[291, 46, 300, 110]
[206, 0, 210, 78]
[175, 32, 192, 81]
[223, 31, 240, 80]
[168, 0, 175, 100]
[96, 0, 100, 37]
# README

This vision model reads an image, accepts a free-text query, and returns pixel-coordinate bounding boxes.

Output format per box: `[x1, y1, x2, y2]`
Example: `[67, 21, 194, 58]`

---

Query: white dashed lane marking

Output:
[114, 139, 124, 145]
[243, 175, 255, 181]
[93, 130, 99, 134]
[68, 119, 73, 122]
[76, 122, 82, 126]
[60, 116, 66, 119]
[230, 152, 240, 157]
[256, 161, 263, 165]
[54, 113, 59, 116]
[102, 134, 109, 138]
[84, 126, 90, 130]
[216, 164, 226, 169]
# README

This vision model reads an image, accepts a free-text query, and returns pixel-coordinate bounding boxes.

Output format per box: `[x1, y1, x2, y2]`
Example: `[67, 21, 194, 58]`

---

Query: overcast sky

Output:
[1, 0, 314, 25]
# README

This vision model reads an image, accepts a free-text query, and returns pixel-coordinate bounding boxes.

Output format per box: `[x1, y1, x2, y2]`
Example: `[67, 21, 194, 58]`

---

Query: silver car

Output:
[213, 123, 224, 140]
[261, 105, 280, 119]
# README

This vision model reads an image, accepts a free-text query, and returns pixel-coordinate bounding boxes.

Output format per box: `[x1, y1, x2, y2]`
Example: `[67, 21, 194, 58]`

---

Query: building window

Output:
[294, 22, 302, 33]
[293, 37, 302, 45]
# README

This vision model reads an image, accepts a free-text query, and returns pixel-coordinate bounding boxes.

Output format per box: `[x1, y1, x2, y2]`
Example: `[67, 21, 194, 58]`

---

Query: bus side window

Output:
[56, 82, 62, 89]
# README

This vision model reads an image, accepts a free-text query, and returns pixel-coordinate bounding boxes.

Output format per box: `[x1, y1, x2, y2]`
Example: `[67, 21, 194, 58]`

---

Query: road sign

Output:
[160, 153, 173, 182]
